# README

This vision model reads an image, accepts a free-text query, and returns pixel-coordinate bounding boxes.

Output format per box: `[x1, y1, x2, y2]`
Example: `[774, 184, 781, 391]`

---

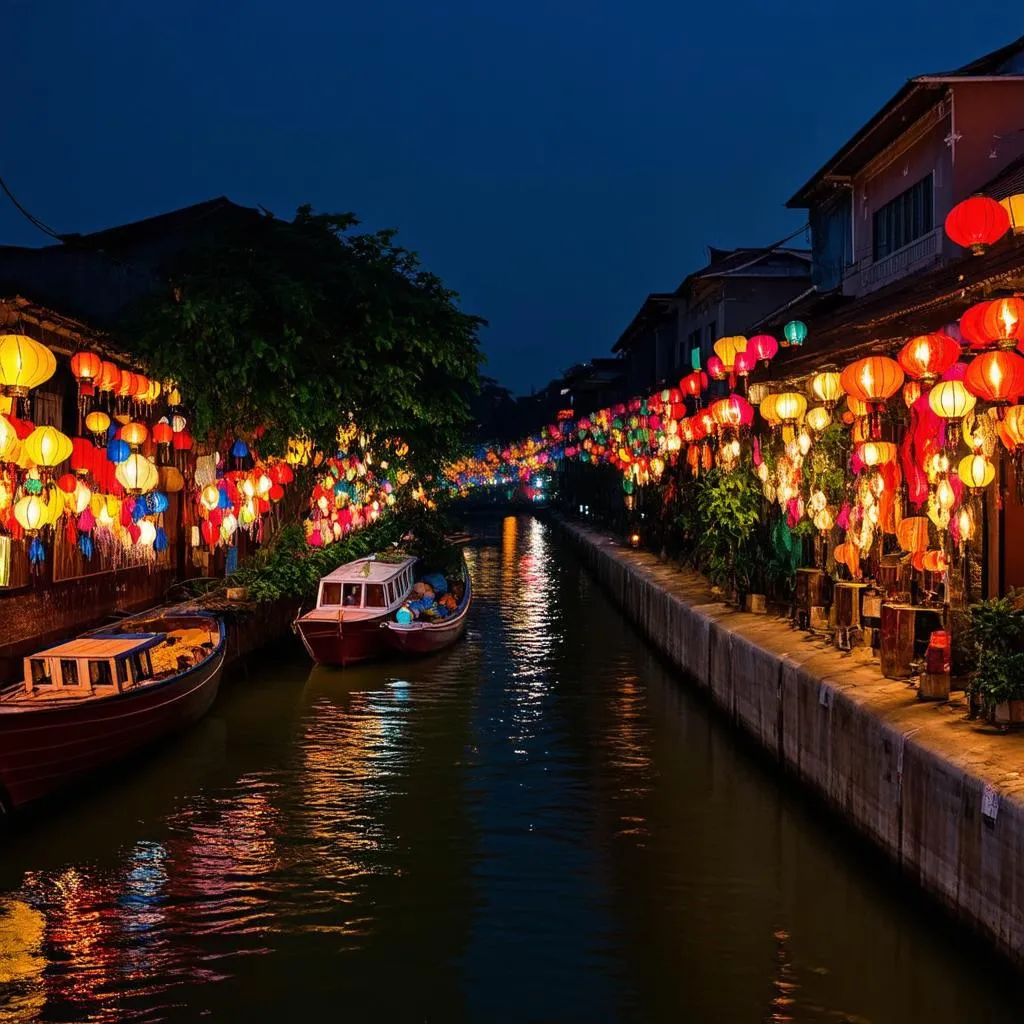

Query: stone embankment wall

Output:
[556, 517, 1024, 967]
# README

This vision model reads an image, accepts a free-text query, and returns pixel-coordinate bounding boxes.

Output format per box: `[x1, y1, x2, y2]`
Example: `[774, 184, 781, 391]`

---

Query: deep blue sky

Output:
[2, 2, 1014, 393]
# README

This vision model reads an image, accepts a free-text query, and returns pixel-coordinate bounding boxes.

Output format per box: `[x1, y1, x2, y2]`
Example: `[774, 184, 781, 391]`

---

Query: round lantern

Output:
[152, 421, 173, 446]
[713, 336, 747, 376]
[734, 349, 756, 379]
[981, 295, 1024, 349]
[14, 494, 45, 532]
[858, 441, 897, 467]
[959, 302, 991, 350]
[840, 356, 904, 404]
[121, 422, 148, 449]
[929, 379, 976, 420]
[56, 473, 77, 494]
[172, 431, 194, 451]
[137, 520, 158, 546]
[903, 380, 923, 408]
[707, 356, 726, 382]
[710, 395, 753, 430]
[24, 426, 73, 468]
[1001, 194, 1024, 235]
[813, 508, 834, 533]
[922, 550, 948, 574]
[106, 438, 131, 464]
[805, 406, 832, 434]
[759, 393, 780, 426]
[964, 350, 1024, 406]
[896, 516, 929, 552]
[774, 392, 806, 425]
[945, 196, 1010, 254]
[783, 320, 807, 347]
[810, 371, 843, 407]
[201, 484, 220, 511]
[0, 334, 56, 397]
[84, 410, 111, 445]
[70, 351, 101, 386]
[898, 333, 960, 382]
[115, 453, 158, 494]
[166, 386, 181, 407]
[1002, 405, 1024, 449]
[749, 334, 778, 365]
[97, 361, 120, 392]
[958, 453, 995, 491]
[158, 465, 184, 493]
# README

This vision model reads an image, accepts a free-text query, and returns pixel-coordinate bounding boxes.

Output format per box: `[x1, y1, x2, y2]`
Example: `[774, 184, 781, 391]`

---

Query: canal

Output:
[0, 514, 1017, 1022]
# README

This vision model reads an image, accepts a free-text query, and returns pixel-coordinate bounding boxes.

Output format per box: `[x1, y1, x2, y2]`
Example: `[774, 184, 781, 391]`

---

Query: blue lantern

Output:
[218, 488, 232, 510]
[154, 527, 168, 553]
[29, 537, 45, 565]
[107, 438, 130, 464]
[146, 491, 169, 514]
[231, 439, 249, 459]
[79, 534, 94, 560]
[131, 499, 147, 522]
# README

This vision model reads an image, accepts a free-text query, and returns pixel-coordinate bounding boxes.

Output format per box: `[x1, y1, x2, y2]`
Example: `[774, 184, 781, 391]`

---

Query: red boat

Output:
[0, 612, 226, 814]
[295, 555, 418, 666]
[383, 558, 472, 657]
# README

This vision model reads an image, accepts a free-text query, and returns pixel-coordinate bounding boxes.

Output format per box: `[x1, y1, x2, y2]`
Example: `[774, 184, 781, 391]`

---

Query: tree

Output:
[121, 206, 484, 476]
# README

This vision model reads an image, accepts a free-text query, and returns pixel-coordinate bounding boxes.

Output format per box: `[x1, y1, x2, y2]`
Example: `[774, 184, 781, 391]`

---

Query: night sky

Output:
[2, 2, 1014, 393]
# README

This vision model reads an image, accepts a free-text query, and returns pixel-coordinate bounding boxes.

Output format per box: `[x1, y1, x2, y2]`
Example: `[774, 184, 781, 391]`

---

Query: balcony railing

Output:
[847, 228, 941, 295]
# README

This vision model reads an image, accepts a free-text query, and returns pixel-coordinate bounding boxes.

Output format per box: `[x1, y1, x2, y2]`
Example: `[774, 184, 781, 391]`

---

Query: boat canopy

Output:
[319, 556, 416, 584]
[34, 634, 167, 660]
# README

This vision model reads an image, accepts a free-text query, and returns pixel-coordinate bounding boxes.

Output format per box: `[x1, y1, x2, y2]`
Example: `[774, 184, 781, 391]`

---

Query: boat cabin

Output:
[314, 556, 417, 619]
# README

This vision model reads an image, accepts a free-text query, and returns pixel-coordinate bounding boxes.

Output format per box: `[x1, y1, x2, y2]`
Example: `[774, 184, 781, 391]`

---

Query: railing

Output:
[848, 228, 941, 294]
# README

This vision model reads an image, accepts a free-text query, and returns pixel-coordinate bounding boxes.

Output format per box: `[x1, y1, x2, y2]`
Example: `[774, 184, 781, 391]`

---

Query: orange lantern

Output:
[131, 374, 151, 400]
[897, 333, 960, 382]
[964, 350, 1024, 406]
[70, 351, 101, 384]
[152, 421, 174, 446]
[1001, 405, 1024, 450]
[944, 196, 1010, 254]
[840, 356, 904, 404]
[810, 371, 843, 408]
[896, 516, 929, 553]
[922, 550, 948, 574]
[97, 360, 120, 392]
[982, 295, 1024, 349]
[903, 380, 922, 408]
[121, 421, 148, 448]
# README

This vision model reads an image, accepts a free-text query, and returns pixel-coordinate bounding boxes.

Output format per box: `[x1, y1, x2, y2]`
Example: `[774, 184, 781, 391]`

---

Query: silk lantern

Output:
[945, 196, 1010, 254]
[0, 334, 56, 397]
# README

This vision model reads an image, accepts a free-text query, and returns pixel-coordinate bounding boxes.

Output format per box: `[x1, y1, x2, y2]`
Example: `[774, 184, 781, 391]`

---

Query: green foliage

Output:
[965, 592, 1024, 710]
[692, 466, 763, 591]
[807, 422, 851, 507]
[121, 206, 484, 475]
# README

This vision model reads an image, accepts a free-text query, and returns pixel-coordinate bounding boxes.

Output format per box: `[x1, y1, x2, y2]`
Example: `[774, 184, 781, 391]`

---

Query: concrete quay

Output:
[556, 516, 1024, 966]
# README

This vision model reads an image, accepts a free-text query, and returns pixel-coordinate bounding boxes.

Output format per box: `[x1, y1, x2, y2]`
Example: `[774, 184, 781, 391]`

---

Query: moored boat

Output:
[295, 555, 418, 666]
[0, 612, 226, 814]
[382, 557, 472, 657]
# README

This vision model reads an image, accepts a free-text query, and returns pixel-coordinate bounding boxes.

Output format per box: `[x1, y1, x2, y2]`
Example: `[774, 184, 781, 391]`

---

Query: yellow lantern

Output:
[858, 441, 897, 467]
[0, 334, 56, 397]
[121, 422, 148, 449]
[0, 414, 16, 459]
[221, 512, 238, 538]
[810, 371, 843, 407]
[85, 410, 111, 443]
[759, 393, 780, 426]
[73, 481, 92, 515]
[713, 335, 747, 371]
[814, 508, 834, 533]
[201, 484, 221, 511]
[1001, 193, 1024, 235]
[14, 494, 45, 532]
[257, 473, 272, 497]
[957, 454, 995, 491]
[115, 453, 157, 494]
[774, 392, 807, 424]
[929, 380, 976, 420]
[146, 379, 162, 403]
[166, 385, 181, 407]
[805, 406, 832, 434]
[158, 465, 185, 493]
[957, 506, 975, 541]
[24, 426, 73, 468]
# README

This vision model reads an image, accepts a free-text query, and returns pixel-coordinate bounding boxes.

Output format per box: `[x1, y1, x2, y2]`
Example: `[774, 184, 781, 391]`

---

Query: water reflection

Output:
[0, 515, 1017, 1023]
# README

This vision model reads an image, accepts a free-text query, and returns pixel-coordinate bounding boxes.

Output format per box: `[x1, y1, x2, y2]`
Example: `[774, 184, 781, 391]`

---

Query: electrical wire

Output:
[0, 171, 62, 241]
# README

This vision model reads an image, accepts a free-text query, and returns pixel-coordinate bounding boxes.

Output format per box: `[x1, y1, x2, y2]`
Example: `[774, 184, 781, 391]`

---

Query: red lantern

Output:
[964, 350, 1024, 406]
[734, 349, 756, 379]
[897, 333, 960, 382]
[748, 334, 778, 365]
[152, 422, 174, 445]
[707, 356, 726, 381]
[97, 361, 120, 392]
[958, 302, 991, 349]
[56, 472, 77, 493]
[982, 295, 1024, 349]
[172, 430, 193, 450]
[680, 371, 708, 398]
[270, 462, 294, 485]
[945, 196, 1010, 254]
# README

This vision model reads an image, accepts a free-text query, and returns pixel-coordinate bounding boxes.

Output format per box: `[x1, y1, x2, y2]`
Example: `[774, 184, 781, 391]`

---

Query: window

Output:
[116, 658, 129, 687]
[704, 322, 717, 349]
[366, 583, 386, 608]
[130, 651, 152, 682]
[385, 582, 395, 606]
[89, 660, 113, 687]
[321, 582, 342, 606]
[30, 659, 51, 686]
[60, 659, 79, 686]
[873, 174, 933, 261]
[342, 583, 363, 607]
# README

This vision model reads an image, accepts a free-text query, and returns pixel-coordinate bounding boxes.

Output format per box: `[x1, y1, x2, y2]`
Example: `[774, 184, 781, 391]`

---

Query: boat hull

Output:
[295, 613, 390, 667]
[0, 617, 226, 813]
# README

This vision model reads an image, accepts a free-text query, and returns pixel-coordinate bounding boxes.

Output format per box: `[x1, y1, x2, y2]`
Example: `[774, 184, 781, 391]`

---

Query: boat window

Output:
[366, 583, 386, 608]
[342, 583, 363, 607]
[385, 581, 395, 605]
[320, 582, 342, 606]
[60, 659, 80, 687]
[30, 659, 51, 686]
[116, 658, 129, 686]
[89, 660, 113, 687]
[131, 651, 153, 682]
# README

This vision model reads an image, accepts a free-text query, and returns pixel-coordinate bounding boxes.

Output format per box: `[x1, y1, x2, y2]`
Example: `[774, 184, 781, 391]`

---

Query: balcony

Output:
[844, 227, 942, 296]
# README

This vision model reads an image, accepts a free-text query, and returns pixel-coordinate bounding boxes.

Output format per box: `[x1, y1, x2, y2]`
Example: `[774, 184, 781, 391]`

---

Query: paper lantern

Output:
[713, 336, 747, 372]
[70, 351, 101, 384]
[734, 349, 756, 378]
[782, 321, 807, 348]
[903, 381, 923, 408]
[171, 414, 187, 434]
[56, 473, 77, 494]
[84, 410, 111, 444]
[805, 406, 831, 433]
[964, 350, 1024, 405]
[200, 484, 220, 511]
[810, 371, 843, 407]
[959, 302, 990, 350]
[928, 379, 976, 420]
[1002, 194, 1024, 235]
[137, 520, 157, 546]
[115, 453, 158, 494]
[710, 395, 753, 429]
[1002, 405, 1024, 449]
[172, 431, 193, 451]
[131, 374, 151, 400]
[97, 361, 120, 392]
[121, 421, 148, 448]
[922, 550, 948, 574]
[774, 392, 806, 424]
[814, 508, 834, 533]
[680, 371, 708, 398]
[707, 356, 726, 381]
[759, 393, 780, 426]
[981, 296, 1024, 349]
[945, 196, 1010, 254]
[749, 334, 778, 365]
[936, 478, 957, 511]
[152, 421, 174, 446]
[0, 334, 56, 397]
[957, 506, 976, 541]
[106, 438, 131, 464]
[858, 441, 897, 466]
[898, 333, 960, 382]
[117, 369, 135, 398]
[269, 462, 294, 485]
[158, 465, 184, 492]
[14, 495, 45, 531]
[166, 386, 181, 407]
[896, 516, 929, 553]
[958, 454, 995, 491]
[840, 357, 904, 404]
[24, 426, 73, 468]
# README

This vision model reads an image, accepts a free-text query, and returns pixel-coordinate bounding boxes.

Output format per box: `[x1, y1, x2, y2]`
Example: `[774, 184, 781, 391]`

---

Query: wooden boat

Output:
[382, 558, 472, 657]
[0, 613, 226, 814]
[295, 555, 418, 666]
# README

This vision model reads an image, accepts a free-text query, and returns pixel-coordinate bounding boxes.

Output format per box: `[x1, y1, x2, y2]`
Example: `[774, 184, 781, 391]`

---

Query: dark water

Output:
[0, 514, 1018, 1023]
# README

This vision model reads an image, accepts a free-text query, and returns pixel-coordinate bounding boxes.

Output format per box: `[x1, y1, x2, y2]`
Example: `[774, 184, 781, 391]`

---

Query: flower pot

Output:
[744, 593, 767, 614]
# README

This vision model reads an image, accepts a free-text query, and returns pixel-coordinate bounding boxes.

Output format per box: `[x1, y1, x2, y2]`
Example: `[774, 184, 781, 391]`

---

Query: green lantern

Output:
[783, 320, 808, 347]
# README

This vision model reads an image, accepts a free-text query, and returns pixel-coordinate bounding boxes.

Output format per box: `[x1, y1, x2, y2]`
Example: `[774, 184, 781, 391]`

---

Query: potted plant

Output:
[965, 593, 1024, 725]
